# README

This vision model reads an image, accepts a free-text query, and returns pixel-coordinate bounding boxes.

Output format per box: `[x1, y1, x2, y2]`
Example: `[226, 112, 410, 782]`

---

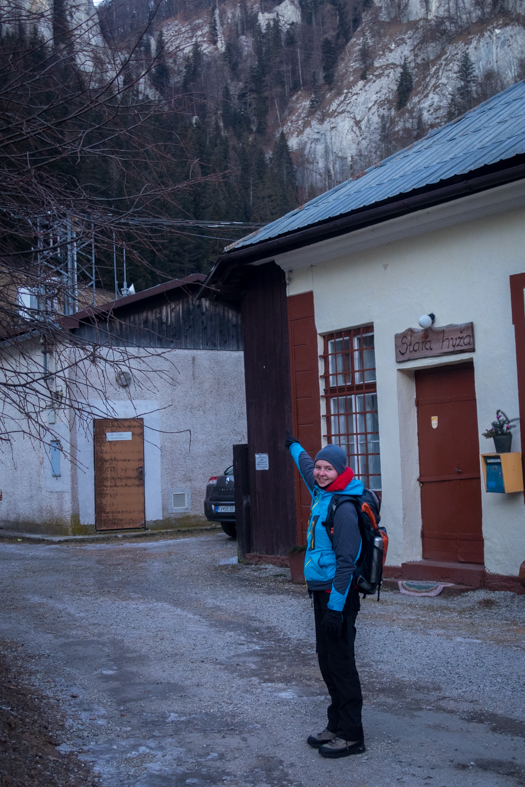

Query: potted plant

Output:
[482, 410, 519, 453]
[288, 544, 306, 584]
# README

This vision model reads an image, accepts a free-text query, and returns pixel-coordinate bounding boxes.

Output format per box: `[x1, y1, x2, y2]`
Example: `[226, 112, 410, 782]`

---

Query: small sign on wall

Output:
[255, 453, 269, 470]
[106, 432, 133, 441]
[395, 322, 474, 363]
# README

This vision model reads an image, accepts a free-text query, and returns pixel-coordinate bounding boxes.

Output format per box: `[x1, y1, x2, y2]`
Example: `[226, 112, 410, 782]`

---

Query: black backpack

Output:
[323, 490, 389, 599]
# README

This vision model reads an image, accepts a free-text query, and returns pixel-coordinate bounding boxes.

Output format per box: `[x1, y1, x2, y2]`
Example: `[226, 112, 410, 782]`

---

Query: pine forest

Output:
[2, 0, 525, 288]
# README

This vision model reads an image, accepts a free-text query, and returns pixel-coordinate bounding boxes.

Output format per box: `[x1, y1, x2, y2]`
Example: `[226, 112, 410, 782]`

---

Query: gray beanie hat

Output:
[314, 444, 347, 476]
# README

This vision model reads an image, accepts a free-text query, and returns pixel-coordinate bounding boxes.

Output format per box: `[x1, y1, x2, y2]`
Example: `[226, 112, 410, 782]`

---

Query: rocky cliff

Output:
[130, 0, 525, 191]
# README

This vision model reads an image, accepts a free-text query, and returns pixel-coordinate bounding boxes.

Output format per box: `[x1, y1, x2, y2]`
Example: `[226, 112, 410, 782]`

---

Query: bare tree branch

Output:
[0, 0, 229, 451]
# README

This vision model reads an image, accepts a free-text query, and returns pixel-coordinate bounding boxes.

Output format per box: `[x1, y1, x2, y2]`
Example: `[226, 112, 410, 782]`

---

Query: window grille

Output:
[322, 327, 381, 490]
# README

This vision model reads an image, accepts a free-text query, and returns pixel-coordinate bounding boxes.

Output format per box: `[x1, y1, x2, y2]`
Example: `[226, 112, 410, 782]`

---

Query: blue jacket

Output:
[289, 442, 364, 612]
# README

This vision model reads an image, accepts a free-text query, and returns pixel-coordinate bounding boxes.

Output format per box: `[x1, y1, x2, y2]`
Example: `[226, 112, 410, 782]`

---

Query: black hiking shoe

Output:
[306, 728, 337, 748]
[318, 737, 366, 758]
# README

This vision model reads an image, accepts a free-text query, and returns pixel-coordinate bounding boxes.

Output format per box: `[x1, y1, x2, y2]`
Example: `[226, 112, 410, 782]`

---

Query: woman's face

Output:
[314, 460, 339, 488]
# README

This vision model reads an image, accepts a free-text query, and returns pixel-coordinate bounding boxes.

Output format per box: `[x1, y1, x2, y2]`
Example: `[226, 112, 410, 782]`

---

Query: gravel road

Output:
[0, 532, 524, 787]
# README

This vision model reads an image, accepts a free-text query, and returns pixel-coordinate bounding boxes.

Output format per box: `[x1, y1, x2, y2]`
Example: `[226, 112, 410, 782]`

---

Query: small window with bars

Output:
[322, 326, 381, 490]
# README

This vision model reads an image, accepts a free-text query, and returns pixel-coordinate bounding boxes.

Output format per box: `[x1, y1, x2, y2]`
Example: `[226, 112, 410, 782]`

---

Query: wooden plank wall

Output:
[241, 262, 297, 555]
[288, 292, 322, 545]
[74, 296, 243, 351]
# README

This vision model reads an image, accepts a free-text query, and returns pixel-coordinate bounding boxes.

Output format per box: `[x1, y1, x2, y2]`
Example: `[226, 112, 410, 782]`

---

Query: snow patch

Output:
[258, 0, 302, 30]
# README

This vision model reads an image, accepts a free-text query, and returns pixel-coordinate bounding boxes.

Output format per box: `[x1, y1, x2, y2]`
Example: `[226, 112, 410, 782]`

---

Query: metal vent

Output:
[172, 492, 187, 510]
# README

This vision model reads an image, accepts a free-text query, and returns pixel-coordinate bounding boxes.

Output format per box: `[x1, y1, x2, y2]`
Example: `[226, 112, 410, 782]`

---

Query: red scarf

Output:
[325, 466, 354, 492]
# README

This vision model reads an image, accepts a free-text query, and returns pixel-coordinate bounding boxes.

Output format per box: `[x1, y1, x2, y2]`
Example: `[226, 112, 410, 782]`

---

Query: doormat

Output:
[398, 580, 454, 597]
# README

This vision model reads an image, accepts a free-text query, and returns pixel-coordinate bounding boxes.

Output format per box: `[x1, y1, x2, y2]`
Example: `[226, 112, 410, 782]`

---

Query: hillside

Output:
[100, 0, 525, 193]
[2, 0, 525, 282]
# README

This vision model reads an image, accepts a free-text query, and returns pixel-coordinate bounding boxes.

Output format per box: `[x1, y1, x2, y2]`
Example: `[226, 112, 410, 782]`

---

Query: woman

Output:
[285, 432, 366, 759]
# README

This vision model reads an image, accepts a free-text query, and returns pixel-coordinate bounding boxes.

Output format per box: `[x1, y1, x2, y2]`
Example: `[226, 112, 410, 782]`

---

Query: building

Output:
[203, 81, 525, 592]
[0, 274, 246, 535]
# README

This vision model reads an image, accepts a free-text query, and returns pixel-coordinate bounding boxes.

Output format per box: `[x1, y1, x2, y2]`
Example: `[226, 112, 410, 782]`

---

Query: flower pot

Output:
[493, 433, 513, 453]
[288, 550, 305, 584]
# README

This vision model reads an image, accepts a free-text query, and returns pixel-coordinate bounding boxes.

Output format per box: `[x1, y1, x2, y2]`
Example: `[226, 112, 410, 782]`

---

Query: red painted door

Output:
[415, 364, 484, 564]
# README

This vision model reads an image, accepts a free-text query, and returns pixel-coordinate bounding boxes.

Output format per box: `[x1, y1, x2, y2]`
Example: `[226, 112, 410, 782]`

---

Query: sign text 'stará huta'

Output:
[395, 323, 475, 363]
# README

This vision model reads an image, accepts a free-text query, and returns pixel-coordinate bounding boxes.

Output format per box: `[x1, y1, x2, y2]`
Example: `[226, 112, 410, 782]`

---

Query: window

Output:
[50, 440, 62, 477]
[17, 283, 60, 321]
[172, 492, 187, 510]
[169, 490, 191, 513]
[322, 327, 381, 490]
[17, 287, 39, 319]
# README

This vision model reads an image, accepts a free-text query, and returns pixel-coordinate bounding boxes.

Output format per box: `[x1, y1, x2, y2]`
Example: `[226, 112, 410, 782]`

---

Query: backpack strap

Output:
[322, 494, 360, 544]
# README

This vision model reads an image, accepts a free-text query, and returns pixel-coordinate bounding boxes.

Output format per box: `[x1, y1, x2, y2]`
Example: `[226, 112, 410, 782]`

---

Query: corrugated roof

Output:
[225, 80, 525, 253]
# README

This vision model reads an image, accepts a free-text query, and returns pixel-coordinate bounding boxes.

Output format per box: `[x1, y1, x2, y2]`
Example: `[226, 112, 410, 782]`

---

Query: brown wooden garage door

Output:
[94, 418, 146, 531]
[415, 363, 484, 564]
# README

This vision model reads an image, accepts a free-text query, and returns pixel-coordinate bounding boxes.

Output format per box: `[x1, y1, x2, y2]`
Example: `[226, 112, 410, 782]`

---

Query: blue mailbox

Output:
[485, 457, 505, 493]
[482, 452, 524, 493]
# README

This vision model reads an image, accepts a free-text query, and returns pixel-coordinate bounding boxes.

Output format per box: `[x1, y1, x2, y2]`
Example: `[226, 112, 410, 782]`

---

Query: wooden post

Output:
[233, 443, 251, 560]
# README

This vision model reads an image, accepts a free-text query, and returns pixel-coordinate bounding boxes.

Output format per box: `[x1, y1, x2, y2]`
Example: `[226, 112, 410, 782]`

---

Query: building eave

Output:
[277, 176, 525, 271]
[61, 273, 206, 330]
[201, 156, 525, 295]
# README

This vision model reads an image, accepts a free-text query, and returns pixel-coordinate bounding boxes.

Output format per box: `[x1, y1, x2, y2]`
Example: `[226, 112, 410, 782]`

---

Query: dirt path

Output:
[0, 533, 524, 787]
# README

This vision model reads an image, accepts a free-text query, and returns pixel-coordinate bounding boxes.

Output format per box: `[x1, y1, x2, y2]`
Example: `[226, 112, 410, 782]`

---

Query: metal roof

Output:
[225, 80, 525, 253]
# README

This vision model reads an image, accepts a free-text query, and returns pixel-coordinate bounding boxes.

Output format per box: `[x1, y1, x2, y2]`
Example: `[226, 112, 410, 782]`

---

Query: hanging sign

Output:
[106, 432, 133, 441]
[395, 323, 474, 363]
[255, 453, 269, 470]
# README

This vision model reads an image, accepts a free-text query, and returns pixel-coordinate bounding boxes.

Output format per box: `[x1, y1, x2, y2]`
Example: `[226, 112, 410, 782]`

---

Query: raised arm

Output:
[287, 441, 316, 494]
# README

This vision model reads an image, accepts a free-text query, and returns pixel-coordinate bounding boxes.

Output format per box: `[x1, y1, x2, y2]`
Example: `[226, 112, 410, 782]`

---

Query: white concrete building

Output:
[0, 275, 246, 536]
[205, 81, 525, 591]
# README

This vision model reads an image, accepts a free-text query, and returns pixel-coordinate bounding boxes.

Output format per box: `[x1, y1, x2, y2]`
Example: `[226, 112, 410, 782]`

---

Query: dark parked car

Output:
[204, 466, 236, 538]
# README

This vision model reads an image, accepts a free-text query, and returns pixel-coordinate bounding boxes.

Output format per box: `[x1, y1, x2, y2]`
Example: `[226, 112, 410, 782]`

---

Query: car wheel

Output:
[220, 522, 237, 539]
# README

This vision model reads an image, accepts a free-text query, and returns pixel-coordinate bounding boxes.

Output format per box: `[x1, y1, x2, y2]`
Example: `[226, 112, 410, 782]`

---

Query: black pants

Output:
[313, 590, 364, 742]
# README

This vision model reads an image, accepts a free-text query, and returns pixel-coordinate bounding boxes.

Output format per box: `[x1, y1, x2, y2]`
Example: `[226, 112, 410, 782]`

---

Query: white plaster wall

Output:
[0, 344, 246, 533]
[154, 349, 247, 521]
[0, 346, 73, 532]
[74, 348, 247, 527]
[0, 420, 73, 531]
[286, 204, 525, 576]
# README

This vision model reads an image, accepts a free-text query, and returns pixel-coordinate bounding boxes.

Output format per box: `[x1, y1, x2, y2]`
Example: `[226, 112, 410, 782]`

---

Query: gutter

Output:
[0, 328, 42, 350]
[201, 157, 525, 293]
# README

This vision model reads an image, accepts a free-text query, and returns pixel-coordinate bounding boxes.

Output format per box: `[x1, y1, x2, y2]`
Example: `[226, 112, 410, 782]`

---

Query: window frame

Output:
[321, 326, 381, 491]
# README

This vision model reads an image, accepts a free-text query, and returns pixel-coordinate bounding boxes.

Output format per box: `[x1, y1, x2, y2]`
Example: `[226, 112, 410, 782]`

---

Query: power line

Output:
[116, 218, 264, 230]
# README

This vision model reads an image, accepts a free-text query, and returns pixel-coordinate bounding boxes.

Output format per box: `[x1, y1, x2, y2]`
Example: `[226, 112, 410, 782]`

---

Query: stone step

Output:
[399, 560, 485, 587]
[382, 578, 477, 596]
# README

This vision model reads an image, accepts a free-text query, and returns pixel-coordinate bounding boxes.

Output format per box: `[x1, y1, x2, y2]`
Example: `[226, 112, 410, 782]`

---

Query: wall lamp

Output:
[418, 313, 436, 329]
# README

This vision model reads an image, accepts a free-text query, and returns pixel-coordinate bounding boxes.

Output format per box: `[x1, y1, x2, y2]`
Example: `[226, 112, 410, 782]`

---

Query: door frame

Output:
[510, 273, 525, 504]
[94, 417, 146, 531]
[76, 401, 163, 528]
[414, 361, 483, 564]
[396, 357, 479, 564]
